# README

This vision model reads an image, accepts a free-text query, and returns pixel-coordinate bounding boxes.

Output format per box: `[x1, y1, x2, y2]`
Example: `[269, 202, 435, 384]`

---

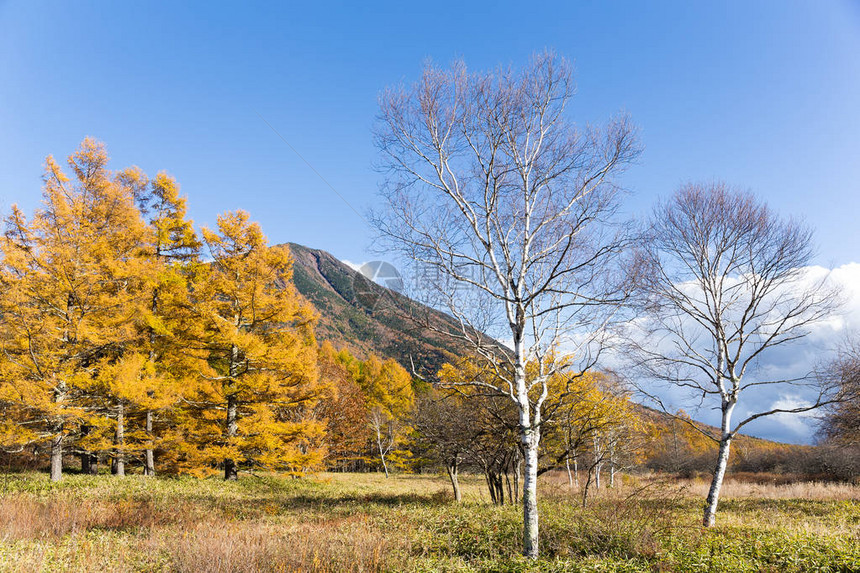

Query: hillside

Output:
[286, 243, 793, 456]
[286, 243, 478, 377]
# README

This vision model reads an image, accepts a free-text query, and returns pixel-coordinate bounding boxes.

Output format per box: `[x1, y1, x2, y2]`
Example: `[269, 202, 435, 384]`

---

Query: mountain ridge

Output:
[285, 242, 472, 377]
[284, 242, 791, 448]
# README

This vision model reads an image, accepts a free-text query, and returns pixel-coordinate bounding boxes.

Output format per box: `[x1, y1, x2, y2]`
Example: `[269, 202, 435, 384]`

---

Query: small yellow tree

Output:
[353, 354, 414, 477]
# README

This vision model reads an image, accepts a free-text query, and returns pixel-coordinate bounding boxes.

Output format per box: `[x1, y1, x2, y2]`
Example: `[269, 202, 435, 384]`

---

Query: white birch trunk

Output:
[522, 428, 539, 559]
[703, 400, 735, 527]
[376, 423, 389, 478]
[608, 435, 616, 488]
[566, 456, 573, 489]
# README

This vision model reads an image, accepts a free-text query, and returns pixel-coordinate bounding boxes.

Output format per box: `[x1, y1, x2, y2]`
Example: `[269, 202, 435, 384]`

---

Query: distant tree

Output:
[353, 354, 414, 477]
[411, 388, 485, 502]
[631, 182, 841, 527]
[818, 337, 860, 481]
[643, 410, 718, 475]
[373, 52, 639, 558]
[540, 371, 643, 504]
[314, 342, 373, 469]
[435, 358, 523, 505]
[184, 211, 327, 479]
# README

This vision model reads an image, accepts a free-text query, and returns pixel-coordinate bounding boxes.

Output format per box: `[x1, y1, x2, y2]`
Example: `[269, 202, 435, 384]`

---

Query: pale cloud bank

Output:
[633, 262, 860, 444]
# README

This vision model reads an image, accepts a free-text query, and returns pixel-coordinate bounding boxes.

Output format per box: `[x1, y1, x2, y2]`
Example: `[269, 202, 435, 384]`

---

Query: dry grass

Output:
[0, 496, 197, 541]
[539, 469, 860, 501]
[676, 476, 860, 500]
[0, 471, 857, 572]
[161, 519, 404, 573]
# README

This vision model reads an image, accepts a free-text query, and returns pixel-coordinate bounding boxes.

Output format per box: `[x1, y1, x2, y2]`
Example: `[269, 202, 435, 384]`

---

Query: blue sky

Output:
[2, 1, 859, 266]
[1, 1, 859, 441]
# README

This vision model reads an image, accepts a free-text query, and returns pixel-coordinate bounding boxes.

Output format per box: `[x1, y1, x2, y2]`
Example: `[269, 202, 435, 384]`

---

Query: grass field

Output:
[0, 471, 857, 572]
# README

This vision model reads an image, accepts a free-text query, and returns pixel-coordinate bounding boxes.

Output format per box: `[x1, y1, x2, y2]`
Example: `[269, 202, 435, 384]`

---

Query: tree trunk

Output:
[564, 434, 574, 489]
[50, 431, 63, 482]
[50, 383, 66, 482]
[114, 403, 125, 477]
[145, 283, 160, 477]
[703, 400, 735, 527]
[608, 435, 616, 488]
[79, 424, 95, 475]
[80, 450, 98, 474]
[703, 434, 733, 527]
[522, 428, 539, 559]
[446, 461, 462, 502]
[582, 466, 600, 508]
[144, 410, 155, 477]
[485, 469, 496, 504]
[514, 452, 520, 504]
[224, 394, 238, 480]
[376, 425, 389, 478]
[566, 456, 573, 489]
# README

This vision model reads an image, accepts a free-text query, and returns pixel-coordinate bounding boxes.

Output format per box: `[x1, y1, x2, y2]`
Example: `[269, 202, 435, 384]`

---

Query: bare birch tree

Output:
[373, 52, 639, 558]
[631, 182, 840, 527]
[820, 336, 860, 442]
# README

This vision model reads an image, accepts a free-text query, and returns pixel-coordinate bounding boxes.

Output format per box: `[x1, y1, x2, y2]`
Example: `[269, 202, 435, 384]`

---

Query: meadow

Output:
[0, 471, 857, 572]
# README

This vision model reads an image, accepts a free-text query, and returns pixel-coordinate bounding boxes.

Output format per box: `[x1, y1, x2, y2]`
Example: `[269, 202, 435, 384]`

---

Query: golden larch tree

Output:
[182, 210, 327, 479]
[353, 354, 414, 477]
[0, 138, 150, 481]
[131, 171, 204, 476]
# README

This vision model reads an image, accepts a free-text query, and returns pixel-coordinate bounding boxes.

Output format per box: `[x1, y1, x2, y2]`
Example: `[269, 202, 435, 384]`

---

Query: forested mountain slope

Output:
[287, 243, 794, 456]
[287, 243, 471, 377]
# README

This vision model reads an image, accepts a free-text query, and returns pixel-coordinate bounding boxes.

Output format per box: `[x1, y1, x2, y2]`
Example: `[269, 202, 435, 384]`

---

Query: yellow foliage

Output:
[174, 211, 328, 476]
[0, 138, 151, 465]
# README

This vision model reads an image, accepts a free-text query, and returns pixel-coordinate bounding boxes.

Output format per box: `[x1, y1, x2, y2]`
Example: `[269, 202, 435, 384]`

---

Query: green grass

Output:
[0, 471, 857, 572]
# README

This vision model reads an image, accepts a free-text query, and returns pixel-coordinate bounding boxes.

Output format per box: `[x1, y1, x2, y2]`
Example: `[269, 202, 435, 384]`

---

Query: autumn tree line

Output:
[1, 138, 857, 510]
[0, 138, 422, 482]
[0, 139, 645, 491]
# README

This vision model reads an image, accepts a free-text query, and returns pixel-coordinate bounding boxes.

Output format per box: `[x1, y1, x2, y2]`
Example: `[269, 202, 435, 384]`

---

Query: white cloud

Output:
[341, 260, 365, 272]
[766, 394, 818, 436]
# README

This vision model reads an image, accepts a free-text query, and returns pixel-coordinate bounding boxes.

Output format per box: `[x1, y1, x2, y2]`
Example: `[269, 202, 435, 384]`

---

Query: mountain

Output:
[286, 243, 477, 376]
[285, 243, 793, 455]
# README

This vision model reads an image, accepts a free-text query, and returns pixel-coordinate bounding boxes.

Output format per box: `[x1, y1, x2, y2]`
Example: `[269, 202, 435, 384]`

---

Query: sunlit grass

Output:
[0, 471, 857, 572]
